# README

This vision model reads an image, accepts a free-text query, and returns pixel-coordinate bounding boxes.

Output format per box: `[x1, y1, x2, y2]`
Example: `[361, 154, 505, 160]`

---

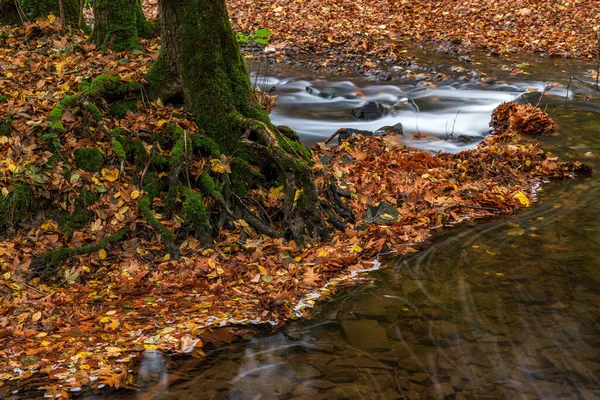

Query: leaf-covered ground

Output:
[0, 3, 593, 399]
[228, 0, 600, 74]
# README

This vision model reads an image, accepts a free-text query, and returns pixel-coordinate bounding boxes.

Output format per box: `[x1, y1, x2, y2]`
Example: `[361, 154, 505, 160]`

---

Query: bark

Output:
[146, 0, 334, 244]
[91, 0, 149, 52]
[0, 0, 84, 27]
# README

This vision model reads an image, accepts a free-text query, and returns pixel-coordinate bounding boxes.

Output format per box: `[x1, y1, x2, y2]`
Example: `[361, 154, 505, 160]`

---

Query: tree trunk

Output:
[91, 0, 149, 52]
[146, 0, 333, 244]
[0, 0, 84, 27]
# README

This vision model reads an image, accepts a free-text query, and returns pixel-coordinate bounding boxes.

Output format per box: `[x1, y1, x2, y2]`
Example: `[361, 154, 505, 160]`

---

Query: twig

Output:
[183, 130, 192, 190]
[78, 0, 84, 27]
[58, 0, 66, 30]
[324, 128, 344, 145]
[139, 142, 157, 191]
[13, 0, 27, 24]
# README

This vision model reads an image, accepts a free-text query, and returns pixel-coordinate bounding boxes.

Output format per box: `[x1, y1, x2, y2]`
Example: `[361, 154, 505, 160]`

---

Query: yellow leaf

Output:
[99, 249, 107, 260]
[41, 340, 51, 347]
[130, 190, 141, 200]
[294, 189, 303, 204]
[293, 256, 302, 262]
[101, 168, 119, 182]
[0, 136, 8, 145]
[100, 316, 111, 323]
[163, 254, 171, 261]
[82, 266, 91, 273]
[352, 245, 362, 253]
[157, 119, 169, 127]
[210, 159, 225, 173]
[317, 249, 329, 257]
[47, 14, 56, 23]
[513, 191, 530, 207]
[258, 265, 267, 275]
[31, 311, 42, 322]
[41, 220, 57, 230]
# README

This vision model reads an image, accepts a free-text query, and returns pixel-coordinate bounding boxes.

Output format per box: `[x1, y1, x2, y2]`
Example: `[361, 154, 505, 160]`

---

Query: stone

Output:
[341, 320, 390, 350]
[295, 365, 323, 380]
[337, 128, 373, 145]
[374, 122, 404, 136]
[305, 379, 336, 391]
[351, 101, 385, 121]
[422, 382, 455, 399]
[365, 201, 401, 225]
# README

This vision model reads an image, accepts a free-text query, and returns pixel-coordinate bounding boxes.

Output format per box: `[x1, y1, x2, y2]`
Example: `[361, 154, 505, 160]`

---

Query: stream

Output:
[97, 55, 599, 399]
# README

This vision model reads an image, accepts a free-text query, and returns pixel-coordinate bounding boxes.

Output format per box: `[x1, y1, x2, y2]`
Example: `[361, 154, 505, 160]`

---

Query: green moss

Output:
[0, 117, 12, 136]
[58, 189, 99, 238]
[86, 102, 103, 121]
[88, 74, 121, 97]
[109, 99, 138, 118]
[142, 174, 164, 199]
[198, 172, 223, 201]
[0, 95, 8, 103]
[48, 104, 65, 133]
[0, 184, 33, 227]
[92, 0, 147, 52]
[151, 155, 170, 170]
[111, 139, 127, 159]
[191, 136, 221, 157]
[181, 187, 211, 243]
[4, 0, 86, 28]
[75, 147, 105, 172]
[138, 196, 175, 244]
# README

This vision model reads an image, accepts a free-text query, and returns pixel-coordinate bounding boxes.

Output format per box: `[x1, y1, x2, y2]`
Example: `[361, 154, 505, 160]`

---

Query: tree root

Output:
[28, 226, 129, 281]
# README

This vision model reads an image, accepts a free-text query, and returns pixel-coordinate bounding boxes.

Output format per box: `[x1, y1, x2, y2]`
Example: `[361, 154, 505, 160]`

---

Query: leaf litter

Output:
[0, 6, 593, 399]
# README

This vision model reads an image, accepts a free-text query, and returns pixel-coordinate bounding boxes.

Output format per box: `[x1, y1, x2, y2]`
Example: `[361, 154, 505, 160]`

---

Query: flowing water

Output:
[97, 55, 599, 399]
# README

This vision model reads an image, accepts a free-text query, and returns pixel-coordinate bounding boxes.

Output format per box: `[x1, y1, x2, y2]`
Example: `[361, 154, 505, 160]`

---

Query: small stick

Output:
[324, 128, 344, 145]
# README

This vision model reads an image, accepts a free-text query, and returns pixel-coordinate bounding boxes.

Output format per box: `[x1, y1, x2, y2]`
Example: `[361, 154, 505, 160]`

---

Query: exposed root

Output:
[28, 226, 129, 280]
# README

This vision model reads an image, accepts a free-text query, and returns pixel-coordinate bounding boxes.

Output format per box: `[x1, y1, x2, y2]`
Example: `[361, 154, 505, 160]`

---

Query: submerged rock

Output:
[365, 201, 401, 224]
[351, 101, 385, 120]
[341, 320, 390, 350]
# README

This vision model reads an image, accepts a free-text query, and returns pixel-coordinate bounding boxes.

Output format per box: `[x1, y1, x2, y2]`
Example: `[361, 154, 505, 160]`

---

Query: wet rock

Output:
[450, 375, 464, 390]
[305, 379, 336, 391]
[410, 372, 431, 384]
[323, 368, 358, 383]
[422, 382, 455, 399]
[341, 320, 390, 350]
[335, 355, 393, 370]
[295, 365, 323, 380]
[337, 128, 373, 145]
[325, 385, 372, 399]
[404, 391, 421, 400]
[319, 154, 332, 165]
[305, 85, 336, 99]
[431, 320, 460, 340]
[456, 134, 474, 144]
[351, 101, 385, 121]
[374, 123, 404, 136]
[365, 201, 401, 225]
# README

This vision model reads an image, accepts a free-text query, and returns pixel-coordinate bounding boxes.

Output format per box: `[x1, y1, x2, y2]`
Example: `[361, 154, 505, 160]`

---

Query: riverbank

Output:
[228, 0, 600, 76]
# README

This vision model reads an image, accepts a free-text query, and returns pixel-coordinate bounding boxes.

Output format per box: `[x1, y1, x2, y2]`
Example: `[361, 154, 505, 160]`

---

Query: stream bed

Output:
[101, 55, 599, 400]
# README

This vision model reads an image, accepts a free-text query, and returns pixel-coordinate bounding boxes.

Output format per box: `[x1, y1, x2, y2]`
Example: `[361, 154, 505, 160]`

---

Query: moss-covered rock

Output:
[75, 147, 105, 172]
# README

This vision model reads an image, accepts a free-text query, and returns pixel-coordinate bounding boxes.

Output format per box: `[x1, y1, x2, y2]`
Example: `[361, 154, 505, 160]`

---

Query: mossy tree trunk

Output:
[91, 0, 150, 52]
[146, 0, 334, 244]
[0, 0, 84, 27]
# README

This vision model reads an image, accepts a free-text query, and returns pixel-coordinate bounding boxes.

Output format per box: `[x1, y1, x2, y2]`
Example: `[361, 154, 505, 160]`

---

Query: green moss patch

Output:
[75, 147, 105, 172]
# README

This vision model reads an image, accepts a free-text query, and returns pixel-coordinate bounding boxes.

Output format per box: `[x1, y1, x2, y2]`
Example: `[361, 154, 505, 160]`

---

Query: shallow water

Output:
[94, 56, 599, 400]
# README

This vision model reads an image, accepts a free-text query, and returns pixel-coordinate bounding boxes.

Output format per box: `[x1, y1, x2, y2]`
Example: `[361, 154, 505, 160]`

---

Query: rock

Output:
[351, 101, 385, 121]
[341, 320, 390, 350]
[319, 154, 333, 165]
[305, 379, 336, 391]
[295, 365, 323, 380]
[365, 201, 401, 225]
[456, 134, 474, 144]
[374, 122, 404, 136]
[305, 85, 336, 99]
[422, 382, 455, 399]
[337, 128, 373, 145]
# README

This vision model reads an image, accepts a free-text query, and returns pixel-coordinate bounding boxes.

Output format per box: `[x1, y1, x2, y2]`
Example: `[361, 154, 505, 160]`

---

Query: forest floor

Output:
[0, 1, 595, 398]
